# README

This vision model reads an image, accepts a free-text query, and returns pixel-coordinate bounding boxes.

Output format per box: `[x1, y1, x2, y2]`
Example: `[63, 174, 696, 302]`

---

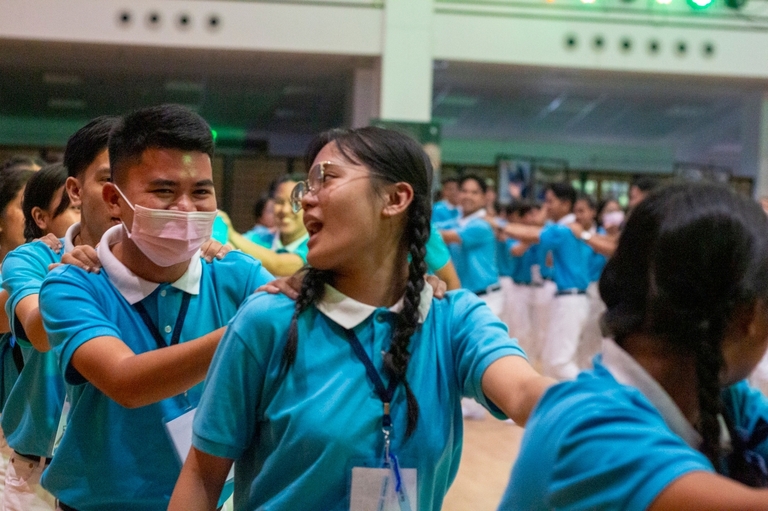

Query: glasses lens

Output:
[290, 182, 307, 213]
[308, 163, 324, 193]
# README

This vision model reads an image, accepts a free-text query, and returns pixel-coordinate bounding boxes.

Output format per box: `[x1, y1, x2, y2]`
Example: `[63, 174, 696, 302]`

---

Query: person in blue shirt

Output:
[424, 223, 461, 290]
[432, 177, 460, 223]
[169, 126, 553, 511]
[500, 182, 591, 380]
[0, 163, 80, 510]
[500, 183, 768, 510]
[571, 194, 608, 370]
[223, 176, 309, 276]
[242, 196, 276, 245]
[439, 174, 502, 316]
[38, 105, 273, 511]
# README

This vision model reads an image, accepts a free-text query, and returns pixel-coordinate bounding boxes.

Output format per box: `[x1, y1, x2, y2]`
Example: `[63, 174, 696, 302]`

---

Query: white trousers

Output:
[0, 427, 12, 504]
[2, 453, 56, 511]
[499, 277, 516, 333]
[528, 281, 556, 367]
[577, 282, 607, 370]
[479, 288, 504, 318]
[543, 294, 590, 380]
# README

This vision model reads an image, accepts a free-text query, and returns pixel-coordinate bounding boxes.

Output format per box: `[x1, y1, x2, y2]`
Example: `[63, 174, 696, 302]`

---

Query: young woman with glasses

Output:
[169, 126, 552, 511]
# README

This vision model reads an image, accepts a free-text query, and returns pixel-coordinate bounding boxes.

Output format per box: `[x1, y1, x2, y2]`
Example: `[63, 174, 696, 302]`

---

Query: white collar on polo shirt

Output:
[96, 224, 202, 305]
[557, 213, 576, 226]
[601, 338, 703, 449]
[272, 232, 310, 253]
[317, 284, 434, 330]
[457, 208, 486, 228]
[63, 222, 81, 254]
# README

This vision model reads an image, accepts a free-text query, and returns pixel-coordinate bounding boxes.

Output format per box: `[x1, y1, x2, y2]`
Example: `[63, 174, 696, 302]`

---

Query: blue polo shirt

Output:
[432, 200, 460, 224]
[539, 223, 590, 292]
[497, 236, 516, 279]
[499, 356, 768, 510]
[243, 225, 274, 248]
[39, 231, 273, 511]
[271, 232, 309, 264]
[0, 273, 20, 415]
[192, 286, 524, 511]
[425, 224, 451, 273]
[1, 239, 65, 457]
[585, 227, 608, 283]
[445, 212, 499, 293]
[508, 241, 542, 285]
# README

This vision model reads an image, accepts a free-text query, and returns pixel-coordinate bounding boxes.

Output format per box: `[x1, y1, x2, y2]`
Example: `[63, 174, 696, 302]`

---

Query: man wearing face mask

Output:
[37, 104, 273, 511]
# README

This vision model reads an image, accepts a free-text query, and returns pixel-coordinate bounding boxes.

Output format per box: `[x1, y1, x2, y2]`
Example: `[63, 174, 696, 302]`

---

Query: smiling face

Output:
[273, 181, 306, 244]
[574, 199, 596, 230]
[459, 178, 486, 216]
[300, 142, 388, 272]
[106, 147, 217, 226]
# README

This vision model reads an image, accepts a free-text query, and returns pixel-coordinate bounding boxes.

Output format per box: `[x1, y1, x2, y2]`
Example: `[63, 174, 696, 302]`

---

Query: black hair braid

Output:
[383, 196, 430, 438]
[694, 318, 727, 469]
[281, 268, 332, 374]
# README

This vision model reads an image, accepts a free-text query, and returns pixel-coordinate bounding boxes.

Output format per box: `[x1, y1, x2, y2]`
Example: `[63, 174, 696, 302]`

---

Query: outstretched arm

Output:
[481, 356, 555, 425]
[649, 471, 768, 511]
[503, 223, 542, 244]
[169, 447, 233, 511]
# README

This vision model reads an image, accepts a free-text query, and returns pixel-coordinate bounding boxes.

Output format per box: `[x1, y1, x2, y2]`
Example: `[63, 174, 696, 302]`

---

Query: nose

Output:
[301, 188, 318, 210]
[170, 194, 196, 212]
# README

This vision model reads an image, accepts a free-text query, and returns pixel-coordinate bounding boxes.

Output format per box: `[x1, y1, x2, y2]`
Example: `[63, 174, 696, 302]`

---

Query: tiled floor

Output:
[442, 418, 524, 511]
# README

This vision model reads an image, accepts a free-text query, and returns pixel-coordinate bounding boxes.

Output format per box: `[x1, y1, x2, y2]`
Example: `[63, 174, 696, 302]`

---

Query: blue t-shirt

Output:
[0, 272, 20, 414]
[1, 240, 65, 457]
[432, 200, 460, 224]
[508, 241, 544, 285]
[499, 360, 768, 511]
[445, 217, 499, 293]
[38, 252, 273, 511]
[539, 224, 590, 292]
[497, 238, 516, 278]
[585, 228, 608, 283]
[193, 289, 525, 511]
[425, 224, 451, 273]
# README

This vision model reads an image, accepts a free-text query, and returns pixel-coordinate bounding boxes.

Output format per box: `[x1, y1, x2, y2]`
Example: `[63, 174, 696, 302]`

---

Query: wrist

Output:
[580, 231, 593, 242]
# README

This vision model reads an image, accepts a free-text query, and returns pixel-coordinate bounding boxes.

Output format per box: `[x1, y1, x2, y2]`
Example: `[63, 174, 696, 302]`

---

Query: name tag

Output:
[350, 466, 417, 511]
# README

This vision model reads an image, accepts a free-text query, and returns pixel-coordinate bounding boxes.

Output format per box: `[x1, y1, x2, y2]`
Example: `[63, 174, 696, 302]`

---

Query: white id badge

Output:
[164, 408, 235, 483]
[51, 398, 71, 456]
[349, 467, 417, 511]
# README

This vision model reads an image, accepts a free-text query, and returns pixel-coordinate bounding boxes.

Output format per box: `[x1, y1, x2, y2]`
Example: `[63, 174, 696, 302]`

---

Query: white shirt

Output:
[457, 208, 487, 228]
[97, 225, 202, 305]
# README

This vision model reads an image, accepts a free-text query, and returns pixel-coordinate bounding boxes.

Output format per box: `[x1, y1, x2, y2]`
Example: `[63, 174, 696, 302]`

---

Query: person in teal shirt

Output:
[500, 183, 768, 510]
[425, 223, 461, 290]
[38, 105, 273, 511]
[242, 196, 276, 246]
[1, 163, 80, 510]
[170, 127, 552, 511]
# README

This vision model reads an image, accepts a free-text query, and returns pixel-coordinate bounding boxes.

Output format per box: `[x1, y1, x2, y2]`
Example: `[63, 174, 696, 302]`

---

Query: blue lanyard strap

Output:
[344, 328, 398, 430]
[134, 293, 191, 350]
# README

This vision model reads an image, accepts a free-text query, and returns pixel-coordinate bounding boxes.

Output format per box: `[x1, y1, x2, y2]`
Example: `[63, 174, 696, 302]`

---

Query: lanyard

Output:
[344, 329, 398, 461]
[134, 293, 191, 350]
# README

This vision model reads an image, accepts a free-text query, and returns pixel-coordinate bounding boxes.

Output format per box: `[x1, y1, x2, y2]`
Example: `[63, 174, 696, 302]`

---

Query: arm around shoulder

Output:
[649, 471, 768, 511]
[169, 447, 233, 511]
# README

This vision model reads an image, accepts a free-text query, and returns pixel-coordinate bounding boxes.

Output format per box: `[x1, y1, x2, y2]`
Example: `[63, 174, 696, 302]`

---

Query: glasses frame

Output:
[290, 161, 331, 213]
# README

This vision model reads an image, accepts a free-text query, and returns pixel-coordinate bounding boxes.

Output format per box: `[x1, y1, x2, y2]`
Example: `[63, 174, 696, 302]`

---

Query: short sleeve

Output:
[39, 266, 122, 385]
[539, 224, 567, 252]
[455, 220, 493, 249]
[1, 242, 58, 343]
[424, 224, 451, 272]
[448, 290, 526, 417]
[192, 293, 284, 459]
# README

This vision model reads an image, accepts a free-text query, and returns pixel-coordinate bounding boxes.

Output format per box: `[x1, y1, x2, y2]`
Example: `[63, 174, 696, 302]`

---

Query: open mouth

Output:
[305, 218, 323, 237]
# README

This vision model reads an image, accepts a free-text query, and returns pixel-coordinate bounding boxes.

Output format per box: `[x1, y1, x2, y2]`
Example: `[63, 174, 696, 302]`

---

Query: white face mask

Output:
[602, 210, 626, 229]
[115, 185, 217, 267]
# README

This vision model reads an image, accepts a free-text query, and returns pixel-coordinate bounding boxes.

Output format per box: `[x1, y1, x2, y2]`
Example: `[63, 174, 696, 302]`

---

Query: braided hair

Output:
[600, 183, 768, 470]
[281, 127, 433, 438]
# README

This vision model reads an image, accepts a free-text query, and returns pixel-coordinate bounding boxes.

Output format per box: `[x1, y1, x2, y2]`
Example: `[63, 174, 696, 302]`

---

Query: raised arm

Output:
[482, 356, 555, 425]
[13, 295, 50, 351]
[70, 327, 225, 409]
[434, 260, 461, 291]
[503, 223, 542, 244]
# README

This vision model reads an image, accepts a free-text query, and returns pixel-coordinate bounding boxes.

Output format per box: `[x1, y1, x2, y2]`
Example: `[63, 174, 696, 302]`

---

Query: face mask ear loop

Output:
[113, 184, 136, 212]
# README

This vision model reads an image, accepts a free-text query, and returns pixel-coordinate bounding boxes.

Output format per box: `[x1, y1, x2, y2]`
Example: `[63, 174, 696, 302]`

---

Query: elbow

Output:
[105, 377, 151, 409]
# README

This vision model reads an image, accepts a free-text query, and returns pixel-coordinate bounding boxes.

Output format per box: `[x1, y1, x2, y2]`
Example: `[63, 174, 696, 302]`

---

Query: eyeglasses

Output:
[290, 161, 331, 213]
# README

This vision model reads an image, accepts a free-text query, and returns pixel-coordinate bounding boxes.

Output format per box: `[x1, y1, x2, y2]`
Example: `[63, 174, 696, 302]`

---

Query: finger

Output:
[47, 263, 62, 272]
[254, 284, 280, 295]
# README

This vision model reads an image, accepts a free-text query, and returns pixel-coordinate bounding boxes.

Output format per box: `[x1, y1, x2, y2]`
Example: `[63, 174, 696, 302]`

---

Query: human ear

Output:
[102, 182, 123, 218]
[381, 182, 415, 218]
[65, 177, 83, 207]
[30, 206, 47, 232]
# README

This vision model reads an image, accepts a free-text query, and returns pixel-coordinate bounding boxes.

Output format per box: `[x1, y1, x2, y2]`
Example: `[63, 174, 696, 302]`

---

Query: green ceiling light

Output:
[211, 129, 218, 142]
[686, 0, 713, 9]
[725, 0, 747, 8]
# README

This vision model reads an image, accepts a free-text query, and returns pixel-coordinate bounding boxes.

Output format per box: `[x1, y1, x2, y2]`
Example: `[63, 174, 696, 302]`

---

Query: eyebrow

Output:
[195, 179, 215, 188]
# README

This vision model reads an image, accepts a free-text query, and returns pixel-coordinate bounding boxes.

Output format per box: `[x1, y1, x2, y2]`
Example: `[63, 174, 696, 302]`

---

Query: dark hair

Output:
[64, 116, 119, 178]
[547, 182, 577, 208]
[2, 155, 44, 173]
[597, 197, 620, 217]
[284, 126, 433, 438]
[0, 168, 34, 218]
[252, 196, 273, 221]
[109, 104, 214, 183]
[631, 176, 659, 193]
[442, 177, 459, 186]
[23, 163, 70, 241]
[576, 194, 596, 210]
[460, 174, 487, 194]
[600, 183, 768, 471]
